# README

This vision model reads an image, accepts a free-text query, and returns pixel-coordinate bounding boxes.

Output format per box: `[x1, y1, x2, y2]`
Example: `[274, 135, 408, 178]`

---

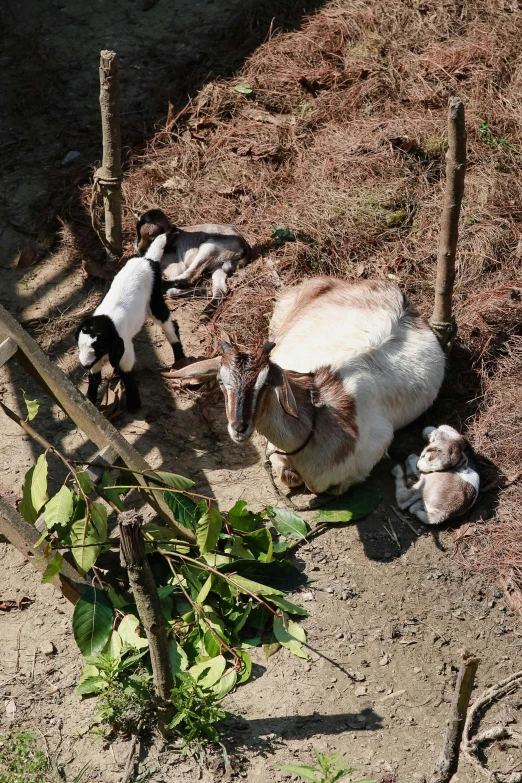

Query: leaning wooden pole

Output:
[428, 652, 479, 783]
[95, 50, 122, 258]
[119, 511, 174, 736]
[430, 97, 467, 349]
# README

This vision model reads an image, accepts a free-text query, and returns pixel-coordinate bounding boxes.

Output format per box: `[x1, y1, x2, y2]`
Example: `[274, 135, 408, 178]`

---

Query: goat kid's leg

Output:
[392, 464, 423, 510]
[408, 499, 446, 526]
[87, 371, 102, 405]
[149, 282, 186, 363]
[405, 454, 420, 478]
[200, 268, 228, 322]
[119, 368, 141, 411]
[165, 243, 219, 295]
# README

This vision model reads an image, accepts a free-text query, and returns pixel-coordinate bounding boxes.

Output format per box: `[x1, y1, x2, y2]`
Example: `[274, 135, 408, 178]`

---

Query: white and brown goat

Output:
[135, 209, 250, 301]
[392, 425, 479, 525]
[169, 277, 446, 495]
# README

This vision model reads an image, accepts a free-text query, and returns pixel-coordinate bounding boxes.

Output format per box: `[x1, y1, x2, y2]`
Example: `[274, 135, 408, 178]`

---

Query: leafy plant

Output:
[0, 731, 48, 783]
[478, 120, 520, 154]
[167, 673, 230, 749]
[271, 224, 296, 243]
[12, 398, 379, 747]
[277, 750, 375, 783]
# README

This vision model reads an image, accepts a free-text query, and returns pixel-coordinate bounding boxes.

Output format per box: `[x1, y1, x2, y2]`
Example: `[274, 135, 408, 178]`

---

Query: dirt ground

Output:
[1, 0, 521, 781]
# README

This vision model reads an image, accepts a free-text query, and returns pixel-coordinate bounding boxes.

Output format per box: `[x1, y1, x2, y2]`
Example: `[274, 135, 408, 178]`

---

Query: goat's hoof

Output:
[280, 468, 304, 489]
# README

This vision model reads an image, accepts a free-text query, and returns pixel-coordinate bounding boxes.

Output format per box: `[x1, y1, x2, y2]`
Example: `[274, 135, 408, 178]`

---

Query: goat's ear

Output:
[109, 336, 125, 369]
[268, 364, 299, 418]
[220, 341, 233, 354]
[167, 357, 221, 383]
[262, 341, 276, 356]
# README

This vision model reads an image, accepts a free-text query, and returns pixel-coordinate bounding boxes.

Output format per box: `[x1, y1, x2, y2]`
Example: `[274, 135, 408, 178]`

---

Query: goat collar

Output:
[273, 387, 321, 457]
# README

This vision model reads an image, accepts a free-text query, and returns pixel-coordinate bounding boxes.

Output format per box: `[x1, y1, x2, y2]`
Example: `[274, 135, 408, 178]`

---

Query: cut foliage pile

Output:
[77, 0, 522, 603]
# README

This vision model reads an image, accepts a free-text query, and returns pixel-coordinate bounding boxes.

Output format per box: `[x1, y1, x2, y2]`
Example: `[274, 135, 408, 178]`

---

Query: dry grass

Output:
[75, 0, 522, 603]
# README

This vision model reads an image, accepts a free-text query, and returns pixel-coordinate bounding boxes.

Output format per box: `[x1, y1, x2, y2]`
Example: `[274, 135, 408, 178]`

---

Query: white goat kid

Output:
[168, 277, 446, 495]
[76, 234, 184, 410]
[135, 209, 250, 303]
[392, 424, 480, 525]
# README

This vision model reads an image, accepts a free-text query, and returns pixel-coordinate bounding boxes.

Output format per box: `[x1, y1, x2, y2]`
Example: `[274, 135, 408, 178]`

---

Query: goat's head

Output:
[167, 341, 299, 443]
[417, 424, 466, 472]
[76, 315, 124, 370]
[135, 208, 178, 255]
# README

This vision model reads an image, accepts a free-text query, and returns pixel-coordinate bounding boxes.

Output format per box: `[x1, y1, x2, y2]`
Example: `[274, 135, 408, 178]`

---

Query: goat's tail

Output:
[145, 233, 167, 263]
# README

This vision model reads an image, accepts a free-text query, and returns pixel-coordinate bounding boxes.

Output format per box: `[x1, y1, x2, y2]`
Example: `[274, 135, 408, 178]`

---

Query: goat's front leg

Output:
[200, 268, 228, 322]
[391, 464, 423, 510]
[268, 448, 304, 489]
[149, 283, 186, 364]
[405, 454, 420, 478]
[118, 346, 141, 410]
[87, 371, 102, 405]
[165, 243, 219, 295]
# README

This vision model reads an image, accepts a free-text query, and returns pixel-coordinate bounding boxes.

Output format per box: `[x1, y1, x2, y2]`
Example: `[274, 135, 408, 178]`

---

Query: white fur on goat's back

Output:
[270, 277, 445, 430]
[95, 256, 154, 346]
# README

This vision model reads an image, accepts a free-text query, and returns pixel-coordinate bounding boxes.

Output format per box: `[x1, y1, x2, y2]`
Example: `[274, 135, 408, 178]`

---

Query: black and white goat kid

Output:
[76, 234, 185, 410]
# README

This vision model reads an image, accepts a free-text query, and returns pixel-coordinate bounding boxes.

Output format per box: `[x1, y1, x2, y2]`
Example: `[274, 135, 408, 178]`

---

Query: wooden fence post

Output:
[92, 50, 123, 259]
[119, 511, 174, 736]
[430, 97, 467, 349]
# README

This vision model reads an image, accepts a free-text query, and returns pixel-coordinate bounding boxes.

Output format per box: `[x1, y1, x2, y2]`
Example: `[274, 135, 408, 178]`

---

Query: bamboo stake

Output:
[93, 50, 122, 258]
[428, 651, 479, 783]
[430, 97, 467, 349]
[119, 511, 174, 736]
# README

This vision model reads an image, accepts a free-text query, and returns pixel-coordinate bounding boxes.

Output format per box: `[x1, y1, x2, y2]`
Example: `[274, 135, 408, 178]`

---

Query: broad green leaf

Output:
[269, 595, 308, 616]
[157, 585, 176, 599]
[276, 765, 320, 782]
[196, 574, 214, 604]
[227, 536, 255, 560]
[189, 655, 226, 688]
[243, 528, 273, 562]
[169, 638, 189, 673]
[77, 663, 99, 685]
[196, 507, 222, 555]
[264, 641, 281, 661]
[164, 491, 199, 530]
[118, 614, 149, 650]
[233, 83, 253, 94]
[150, 471, 195, 490]
[72, 587, 113, 657]
[22, 391, 39, 421]
[203, 629, 220, 658]
[234, 598, 252, 634]
[19, 454, 48, 524]
[236, 650, 252, 684]
[227, 574, 284, 597]
[219, 557, 308, 591]
[107, 630, 122, 660]
[204, 553, 234, 567]
[274, 614, 308, 659]
[227, 500, 260, 532]
[107, 588, 129, 609]
[90, 502, 108, 540]
[69, 519, 101, 575]
[41, 551, 63, 584]
[266, 506, 308, 540]
[101, 471, 125, 511]
[312, 489, 381, 524]
[272, 540, 292, 556]
[45, 486, 74, 530]
[74, 675, 107, 696]
[213, 668, 237, 698]
[76, 470, 95, 495]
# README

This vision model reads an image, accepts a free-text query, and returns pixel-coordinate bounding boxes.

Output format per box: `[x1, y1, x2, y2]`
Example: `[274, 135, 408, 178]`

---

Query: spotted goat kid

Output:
[392, 424, 480, 525]
[76, 233, 184, 410]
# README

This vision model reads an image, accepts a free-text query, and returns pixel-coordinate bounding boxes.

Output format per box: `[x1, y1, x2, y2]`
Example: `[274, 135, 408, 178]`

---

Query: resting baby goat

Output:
[392, 424, 480, 525]
[136, 208, 250, 300]
[76, 234, 184, 410]
[168, 277, 446, 495]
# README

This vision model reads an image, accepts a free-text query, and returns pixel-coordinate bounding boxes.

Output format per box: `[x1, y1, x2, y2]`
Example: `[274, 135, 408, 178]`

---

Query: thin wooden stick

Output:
[119, 512, 174, 737]
[428, 651, 479, 783]
[93, 50, 122, 258]
[430, 97, 467, 349]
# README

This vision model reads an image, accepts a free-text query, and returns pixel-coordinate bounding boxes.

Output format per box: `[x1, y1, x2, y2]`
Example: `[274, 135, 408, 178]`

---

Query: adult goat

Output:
[169, 277, 446, 495]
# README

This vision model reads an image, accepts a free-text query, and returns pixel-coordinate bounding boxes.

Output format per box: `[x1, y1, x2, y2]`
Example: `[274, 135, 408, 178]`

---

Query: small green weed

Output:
[0, 731, 48, 783]
[478, 121, 520, 154]
[167, 674, 230, 750]
[277, 750, 375, 783]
